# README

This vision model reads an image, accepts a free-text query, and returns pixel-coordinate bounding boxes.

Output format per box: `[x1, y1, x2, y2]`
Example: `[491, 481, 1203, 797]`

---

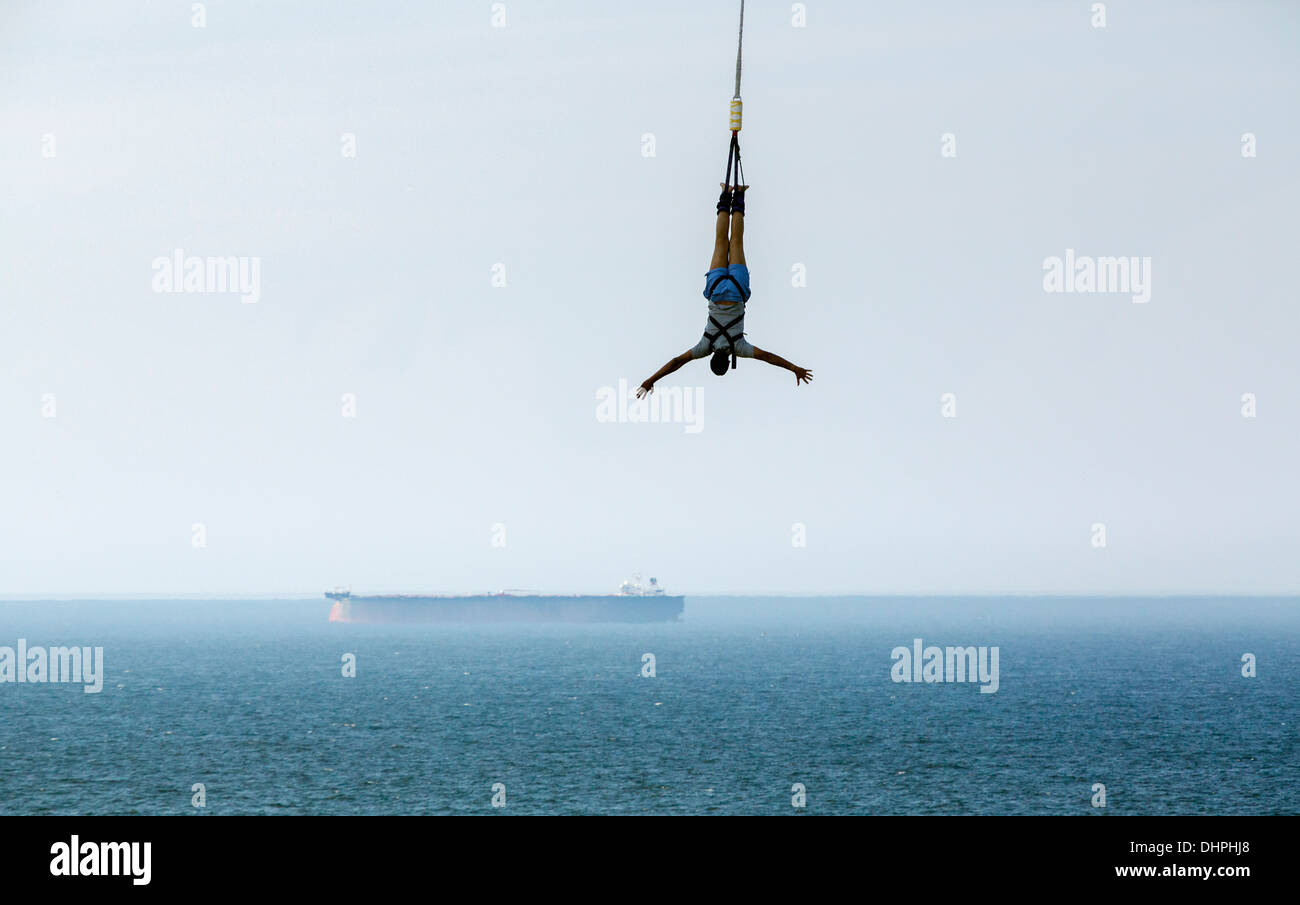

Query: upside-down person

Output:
[636, 184, 813, 398]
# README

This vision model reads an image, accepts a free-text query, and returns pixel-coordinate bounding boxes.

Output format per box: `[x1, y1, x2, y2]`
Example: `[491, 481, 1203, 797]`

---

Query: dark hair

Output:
[709, 350, 730, 376]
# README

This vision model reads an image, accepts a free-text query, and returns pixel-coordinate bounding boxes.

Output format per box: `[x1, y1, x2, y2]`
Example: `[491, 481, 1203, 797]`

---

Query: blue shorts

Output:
[702, 264, 751, 303]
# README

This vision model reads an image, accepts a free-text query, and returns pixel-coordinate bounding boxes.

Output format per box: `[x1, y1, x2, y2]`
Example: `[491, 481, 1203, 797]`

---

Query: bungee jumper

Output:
[637, 0, 812, 398]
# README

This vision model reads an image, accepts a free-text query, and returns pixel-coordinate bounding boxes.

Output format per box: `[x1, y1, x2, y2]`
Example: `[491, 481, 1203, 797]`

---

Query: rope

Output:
[734, 0, 744, 99]
[724, 132, 744, 190]
[721, 2, 747, 189]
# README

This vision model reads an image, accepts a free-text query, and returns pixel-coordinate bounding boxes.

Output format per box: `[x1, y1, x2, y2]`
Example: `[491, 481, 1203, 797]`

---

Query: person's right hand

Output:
[636, 380, 654, 398]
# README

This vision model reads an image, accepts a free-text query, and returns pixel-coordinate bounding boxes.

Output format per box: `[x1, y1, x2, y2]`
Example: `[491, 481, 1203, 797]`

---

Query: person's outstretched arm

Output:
[637, 351, 694, 398]
[751, 346, 813, 385]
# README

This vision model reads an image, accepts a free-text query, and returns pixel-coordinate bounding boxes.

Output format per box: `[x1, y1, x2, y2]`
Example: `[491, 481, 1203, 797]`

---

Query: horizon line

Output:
[3, 591, 1300, 601]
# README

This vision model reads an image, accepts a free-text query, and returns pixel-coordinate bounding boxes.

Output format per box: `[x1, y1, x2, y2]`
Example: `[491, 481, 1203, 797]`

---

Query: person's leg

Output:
[728, 210, 745, 267]
[728, 185, 747, 267]
[709, 184, 731, 271]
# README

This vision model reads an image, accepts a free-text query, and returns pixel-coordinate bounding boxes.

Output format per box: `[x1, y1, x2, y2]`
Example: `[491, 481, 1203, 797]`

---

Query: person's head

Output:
[710, 350, 730, 376]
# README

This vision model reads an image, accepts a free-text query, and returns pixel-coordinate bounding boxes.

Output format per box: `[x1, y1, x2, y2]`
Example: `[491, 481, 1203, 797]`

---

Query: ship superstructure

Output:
[326, 575, 684, 624]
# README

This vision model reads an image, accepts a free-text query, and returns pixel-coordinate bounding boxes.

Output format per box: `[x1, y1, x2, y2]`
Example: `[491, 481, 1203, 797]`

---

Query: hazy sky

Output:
[2, 1, 1297, 596]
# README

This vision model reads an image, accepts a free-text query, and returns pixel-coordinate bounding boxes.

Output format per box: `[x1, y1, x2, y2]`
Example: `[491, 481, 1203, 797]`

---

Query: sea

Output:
[1, 596, 1296, 815]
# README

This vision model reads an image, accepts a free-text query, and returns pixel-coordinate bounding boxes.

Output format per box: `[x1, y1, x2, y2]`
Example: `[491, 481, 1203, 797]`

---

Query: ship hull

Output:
[328, 594, 685, 624]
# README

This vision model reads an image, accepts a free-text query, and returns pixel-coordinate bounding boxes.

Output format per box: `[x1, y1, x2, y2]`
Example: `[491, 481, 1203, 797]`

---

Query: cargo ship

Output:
[326, 575, 684, 624]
